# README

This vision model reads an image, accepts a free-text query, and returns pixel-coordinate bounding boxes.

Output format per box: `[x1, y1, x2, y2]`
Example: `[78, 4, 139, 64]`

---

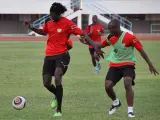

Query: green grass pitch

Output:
[0, 41, 160, 120]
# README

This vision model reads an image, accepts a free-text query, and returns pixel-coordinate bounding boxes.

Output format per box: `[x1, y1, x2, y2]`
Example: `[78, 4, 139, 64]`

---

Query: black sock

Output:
[47, 84, 56, 96]
[56, 84, 63, 112]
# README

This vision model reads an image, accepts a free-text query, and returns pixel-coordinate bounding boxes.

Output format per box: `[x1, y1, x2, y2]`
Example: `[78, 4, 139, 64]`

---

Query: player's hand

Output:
[24, 21, 31, 29]
[149, 66, 159, 76]
[94, 47, 105, 59]
[94, 51, 100, 59]
[79, 36, 87, 44]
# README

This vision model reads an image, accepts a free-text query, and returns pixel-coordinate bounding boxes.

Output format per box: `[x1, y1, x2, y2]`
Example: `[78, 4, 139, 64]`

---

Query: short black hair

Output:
[50, 2, 67, 15]
[93, 15, 98, 18]
[109, 19, 120, 26]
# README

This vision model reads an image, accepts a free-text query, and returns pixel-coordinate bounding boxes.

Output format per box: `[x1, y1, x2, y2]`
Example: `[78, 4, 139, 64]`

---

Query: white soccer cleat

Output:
[128, 112, 135, 118]
[109, 101, 121, 115]
[95, 67, 99, 73]
[109, 107, 117, 115]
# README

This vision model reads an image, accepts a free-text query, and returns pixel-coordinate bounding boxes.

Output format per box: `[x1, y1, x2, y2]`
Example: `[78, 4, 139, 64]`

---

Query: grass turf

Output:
[0, 41, 159, 120]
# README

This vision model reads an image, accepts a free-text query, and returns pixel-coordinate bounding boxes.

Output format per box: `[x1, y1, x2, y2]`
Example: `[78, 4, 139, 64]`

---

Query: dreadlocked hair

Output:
[50, 2, 67, 15]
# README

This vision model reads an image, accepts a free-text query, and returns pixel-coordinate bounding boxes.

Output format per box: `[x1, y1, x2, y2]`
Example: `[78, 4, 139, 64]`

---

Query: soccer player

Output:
[85, 15, 104, 73]
[80, 19, 159, 118]
[24, 2, 103, 117]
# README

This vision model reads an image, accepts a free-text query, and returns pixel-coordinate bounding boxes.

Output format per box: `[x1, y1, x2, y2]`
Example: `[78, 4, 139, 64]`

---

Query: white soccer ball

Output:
[12, 96, 26, 110]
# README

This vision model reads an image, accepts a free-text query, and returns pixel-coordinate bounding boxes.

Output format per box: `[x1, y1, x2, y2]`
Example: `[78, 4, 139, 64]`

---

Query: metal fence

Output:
[150, 24, 160, 33]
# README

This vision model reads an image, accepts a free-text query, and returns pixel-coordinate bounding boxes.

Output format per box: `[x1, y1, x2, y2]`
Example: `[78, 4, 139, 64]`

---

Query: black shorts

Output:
[42, 52, 70, 76]
[106, 65, 136, 86]
[89, 48, 95, 55]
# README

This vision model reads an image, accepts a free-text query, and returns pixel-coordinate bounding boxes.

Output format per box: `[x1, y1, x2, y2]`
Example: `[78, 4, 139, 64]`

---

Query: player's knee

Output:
[105, 80, 113, 90]
[55, 72, 63, 85]
[124, 77, 132, 90]
[124, 83, 132, 90]
[55, 72, 62, 80]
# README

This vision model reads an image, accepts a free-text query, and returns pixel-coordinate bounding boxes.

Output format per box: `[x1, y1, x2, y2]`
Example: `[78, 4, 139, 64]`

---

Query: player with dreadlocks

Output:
[24, 2, 104, 117]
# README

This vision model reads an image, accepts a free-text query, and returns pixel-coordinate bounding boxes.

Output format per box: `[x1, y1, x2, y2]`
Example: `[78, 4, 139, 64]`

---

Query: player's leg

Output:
[54, 67, 63, 116]
[53, 53, 70, 117]
[42, 57, 57, 109]
[105, 67, 122, 115]
[89, 48, 100, 73]
[43, 75, 56, 95]
[122, 66, 135, 118]
[42, 57, 56, 96]
[89, 48, 97, 67]
[94, 51, 101, 70]
[105, 80, 116, 101]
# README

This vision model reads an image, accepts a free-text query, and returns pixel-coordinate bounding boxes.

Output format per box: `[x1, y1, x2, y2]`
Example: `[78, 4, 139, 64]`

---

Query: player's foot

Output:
[53, 111, 62, 117]
[128, 112, 135, 118]
[109, 100, 121, 115]
[51, 98, 57, 109]
[95, 67, 99, 73]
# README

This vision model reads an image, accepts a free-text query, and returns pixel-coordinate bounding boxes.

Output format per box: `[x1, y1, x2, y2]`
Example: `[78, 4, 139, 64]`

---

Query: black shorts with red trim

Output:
[106, 65, 136, 86]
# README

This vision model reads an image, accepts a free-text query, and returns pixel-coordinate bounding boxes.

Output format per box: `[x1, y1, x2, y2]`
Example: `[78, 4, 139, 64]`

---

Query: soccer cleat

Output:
[95, 67, 99, 73]
[128, 112, 135, 118]
[51, 98, 57, 109]
[53, 111, 62, 117]
[109, 101, 121, 115]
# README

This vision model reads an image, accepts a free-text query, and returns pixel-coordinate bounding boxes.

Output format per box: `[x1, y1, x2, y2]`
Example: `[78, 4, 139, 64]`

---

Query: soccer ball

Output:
[12, 96, 26, 110]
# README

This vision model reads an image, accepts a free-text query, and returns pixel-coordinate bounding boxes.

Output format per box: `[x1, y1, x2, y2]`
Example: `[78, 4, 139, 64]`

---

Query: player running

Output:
[24, 2, 103, 117]
[80, 19, 159, 118]
[85, 15, 104, 73]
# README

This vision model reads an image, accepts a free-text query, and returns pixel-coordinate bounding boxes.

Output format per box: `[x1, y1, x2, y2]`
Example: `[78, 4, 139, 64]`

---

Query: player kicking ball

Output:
[24, 2, 103, 117]
[85, 15, 104, 73]
[80, 19, 159, 118]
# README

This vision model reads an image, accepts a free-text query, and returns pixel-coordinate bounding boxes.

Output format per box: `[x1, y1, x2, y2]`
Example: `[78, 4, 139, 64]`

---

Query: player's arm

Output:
[83, 33, 105, 58]
[79, 33, 111, 48]
[139, 50, 159, 75]
[132, 37, 159, 75]
[79, 37, 108, 48]
[24, 21, 47, 36]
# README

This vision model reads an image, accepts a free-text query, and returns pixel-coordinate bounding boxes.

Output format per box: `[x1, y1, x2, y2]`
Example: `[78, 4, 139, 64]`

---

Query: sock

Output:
[47, 84, 56, 97]
[113, 98, 119, 106]
[56, 84, 63, 112]
[128, 107, 133, 113]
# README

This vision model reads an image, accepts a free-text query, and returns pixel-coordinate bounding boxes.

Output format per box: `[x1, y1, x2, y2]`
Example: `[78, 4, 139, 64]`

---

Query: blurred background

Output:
[0, 1, 160, 120]
[0, 0, 160, 36]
